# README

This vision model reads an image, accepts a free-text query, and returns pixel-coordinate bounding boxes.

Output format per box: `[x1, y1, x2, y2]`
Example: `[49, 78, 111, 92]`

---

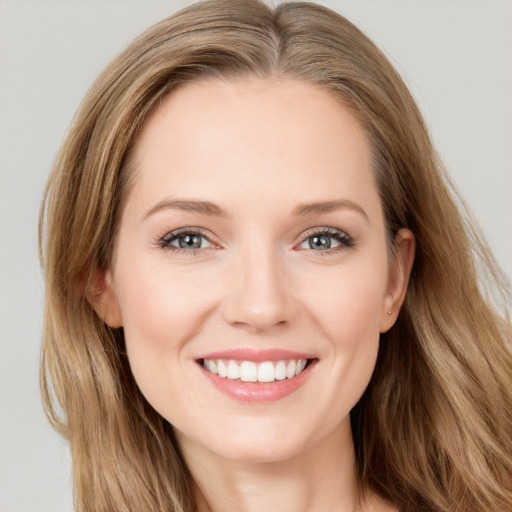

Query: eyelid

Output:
[294, 226, 356, 253]
[155, 226, 355, 255]
[157, 227, 221, 252]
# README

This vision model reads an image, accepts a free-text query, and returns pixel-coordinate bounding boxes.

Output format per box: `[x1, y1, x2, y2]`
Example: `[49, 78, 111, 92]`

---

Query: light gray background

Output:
[1, 1, 510, 511]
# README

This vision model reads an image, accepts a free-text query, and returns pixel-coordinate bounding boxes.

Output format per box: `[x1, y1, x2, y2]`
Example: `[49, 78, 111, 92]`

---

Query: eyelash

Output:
[297, 227, 356, 255]
[156, 227, 356, 256]
[157, 227, 216, 255]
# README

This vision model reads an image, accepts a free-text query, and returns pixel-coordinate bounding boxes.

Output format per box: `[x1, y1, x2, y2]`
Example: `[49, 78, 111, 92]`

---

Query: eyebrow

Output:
[143, 199, 227, 220]
[292, 200, 369, 221]
[142, 198, 368, 222]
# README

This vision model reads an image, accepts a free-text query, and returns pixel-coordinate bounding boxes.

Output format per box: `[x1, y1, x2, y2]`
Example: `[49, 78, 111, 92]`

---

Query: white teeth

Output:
[275, 361, 287, 380]
[202, 358, 310, 382]
[204, 359, 217, 374]
[257, 361, 275, 383]
[286, 360, 296, 379]
[240, 361, 258, 382]
[227, 360, 241, 380]
[217, 360, 227, 378]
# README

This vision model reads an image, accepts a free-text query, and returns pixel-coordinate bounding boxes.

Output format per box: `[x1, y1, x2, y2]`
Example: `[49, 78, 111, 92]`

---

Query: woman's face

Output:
[98, 78, 412, 463]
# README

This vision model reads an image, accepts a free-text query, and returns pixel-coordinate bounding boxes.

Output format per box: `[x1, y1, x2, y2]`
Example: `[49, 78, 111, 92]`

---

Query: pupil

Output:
[309, 235, 331, 250]
[179, 234, 201, 249]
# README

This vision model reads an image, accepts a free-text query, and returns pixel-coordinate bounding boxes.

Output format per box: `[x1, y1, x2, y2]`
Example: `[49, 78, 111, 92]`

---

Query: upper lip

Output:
[198, 348, 317, 362]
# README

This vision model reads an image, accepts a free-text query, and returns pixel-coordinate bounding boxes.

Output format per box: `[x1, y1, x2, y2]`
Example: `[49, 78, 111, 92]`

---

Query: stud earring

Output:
[387, 310, 392, 315]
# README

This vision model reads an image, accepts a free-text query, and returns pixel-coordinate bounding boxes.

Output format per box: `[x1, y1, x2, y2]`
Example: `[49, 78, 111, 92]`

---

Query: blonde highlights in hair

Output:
[40, 1, 512, 510]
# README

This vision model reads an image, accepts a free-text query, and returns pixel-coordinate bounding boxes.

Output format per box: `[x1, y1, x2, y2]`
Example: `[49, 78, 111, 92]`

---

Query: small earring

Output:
[387, 310, 392, 315]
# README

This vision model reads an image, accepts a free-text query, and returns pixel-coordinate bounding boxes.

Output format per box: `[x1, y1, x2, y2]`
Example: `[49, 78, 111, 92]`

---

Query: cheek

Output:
[303, 259, 387, 343]
[299, 259, 387, 407]
[112, 256, 218, 394]
[116, 255, 214, 340]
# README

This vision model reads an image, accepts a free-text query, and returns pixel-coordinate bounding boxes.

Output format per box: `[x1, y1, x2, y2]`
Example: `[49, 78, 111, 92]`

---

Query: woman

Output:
[39, 0, 512, 511]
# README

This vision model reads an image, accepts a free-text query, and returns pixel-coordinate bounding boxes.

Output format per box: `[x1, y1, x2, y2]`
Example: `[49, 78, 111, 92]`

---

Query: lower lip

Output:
[199, 360, 316, 403]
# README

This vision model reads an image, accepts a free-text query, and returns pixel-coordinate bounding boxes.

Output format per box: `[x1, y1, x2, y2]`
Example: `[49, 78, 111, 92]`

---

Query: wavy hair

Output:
[39, 1, 512, 510]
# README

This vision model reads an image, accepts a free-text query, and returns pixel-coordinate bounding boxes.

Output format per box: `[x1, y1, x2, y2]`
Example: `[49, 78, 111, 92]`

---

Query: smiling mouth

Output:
[199, 358, 316, 383]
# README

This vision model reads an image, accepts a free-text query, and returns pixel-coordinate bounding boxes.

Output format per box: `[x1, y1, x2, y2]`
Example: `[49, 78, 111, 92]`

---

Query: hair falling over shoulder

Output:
[39, 1, 512, 510]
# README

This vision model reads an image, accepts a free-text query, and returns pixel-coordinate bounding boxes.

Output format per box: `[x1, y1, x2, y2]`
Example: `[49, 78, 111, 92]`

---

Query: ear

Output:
[379, 228, 416, 333]
[86, 269, 123, 328]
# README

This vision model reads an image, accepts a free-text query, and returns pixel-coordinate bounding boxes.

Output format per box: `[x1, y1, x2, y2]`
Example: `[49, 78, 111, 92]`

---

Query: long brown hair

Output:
[39, 1, 512, 510]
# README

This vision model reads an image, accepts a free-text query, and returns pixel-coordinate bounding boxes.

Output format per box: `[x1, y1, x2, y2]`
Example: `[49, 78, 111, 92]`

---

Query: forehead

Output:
[126, 77, 380, 219]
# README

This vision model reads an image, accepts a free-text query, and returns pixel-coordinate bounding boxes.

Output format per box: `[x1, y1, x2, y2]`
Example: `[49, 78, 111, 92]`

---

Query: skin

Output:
[92, 77, 415, 512]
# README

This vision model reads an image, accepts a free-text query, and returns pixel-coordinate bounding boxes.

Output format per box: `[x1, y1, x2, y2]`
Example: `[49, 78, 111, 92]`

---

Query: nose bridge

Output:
[222, 242, 291, 331]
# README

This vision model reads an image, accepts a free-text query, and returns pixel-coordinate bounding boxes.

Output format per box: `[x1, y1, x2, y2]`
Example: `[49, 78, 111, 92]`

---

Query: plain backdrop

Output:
[0, 1, 510, 511]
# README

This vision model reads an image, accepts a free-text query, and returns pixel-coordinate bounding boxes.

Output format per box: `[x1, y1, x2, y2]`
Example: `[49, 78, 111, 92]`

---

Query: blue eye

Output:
[159, 230, 212, 251]
[305, 234, 338, 250]
[173, 233, 210, 249]
[157, 227, 354, 255]
[297, 229, 354, 252]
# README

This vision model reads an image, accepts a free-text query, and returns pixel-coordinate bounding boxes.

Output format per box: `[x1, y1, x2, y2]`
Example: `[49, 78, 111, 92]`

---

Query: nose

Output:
[220, 246, 293, 333]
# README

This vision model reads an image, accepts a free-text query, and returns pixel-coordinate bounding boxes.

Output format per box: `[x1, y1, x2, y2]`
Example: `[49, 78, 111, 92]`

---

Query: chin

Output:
[179, 413, 337, 465]
[209, 436, 308, 464]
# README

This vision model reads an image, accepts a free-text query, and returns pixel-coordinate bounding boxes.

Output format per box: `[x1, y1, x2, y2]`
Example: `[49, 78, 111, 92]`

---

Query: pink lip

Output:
[198, 348, 316, 362]
[196, 349, 318, 404]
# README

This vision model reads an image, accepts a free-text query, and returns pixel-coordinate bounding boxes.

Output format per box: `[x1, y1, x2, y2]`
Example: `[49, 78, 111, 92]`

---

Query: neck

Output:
[177, 420, 380, 512]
